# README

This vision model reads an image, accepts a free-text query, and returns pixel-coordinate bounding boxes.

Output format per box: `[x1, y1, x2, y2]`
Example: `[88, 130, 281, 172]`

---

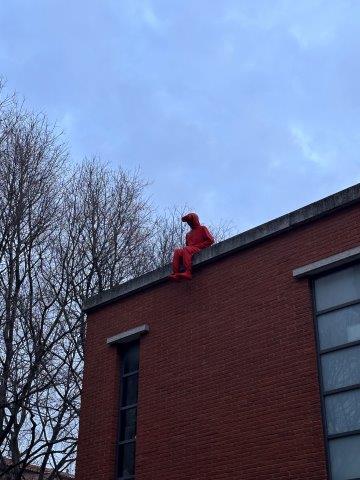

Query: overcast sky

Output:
[1, 0, 360, 231]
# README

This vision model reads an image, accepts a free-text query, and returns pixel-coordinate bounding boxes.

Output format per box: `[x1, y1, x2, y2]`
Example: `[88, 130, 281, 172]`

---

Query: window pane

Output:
[122, 343, 139, 374]
[318, 304, 360, 350]
[117, 441, 135, 477]
[315, 264, 360, 311]
[326, 388, 360, 435]
[329, 434, 360, 480]
[321, 345, 360, 391]
[120, 407, 137, 441]
[121, 374, 138, 406]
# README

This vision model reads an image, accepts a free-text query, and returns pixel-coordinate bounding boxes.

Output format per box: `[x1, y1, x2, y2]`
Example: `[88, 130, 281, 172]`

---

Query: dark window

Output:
[314, 264, 360, 480]
[116, 341, 139, 480]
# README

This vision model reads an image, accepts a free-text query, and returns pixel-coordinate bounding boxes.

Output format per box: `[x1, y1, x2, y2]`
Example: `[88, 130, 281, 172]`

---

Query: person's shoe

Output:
[176, 271, 192, 280]
[169, 273, 181, 281]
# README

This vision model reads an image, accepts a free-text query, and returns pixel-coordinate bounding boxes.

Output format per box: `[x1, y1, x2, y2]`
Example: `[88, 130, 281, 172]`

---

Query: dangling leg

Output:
[169, 248, 183, 280]
[176, 246, 195, 280]
[172, 248, 182, 273]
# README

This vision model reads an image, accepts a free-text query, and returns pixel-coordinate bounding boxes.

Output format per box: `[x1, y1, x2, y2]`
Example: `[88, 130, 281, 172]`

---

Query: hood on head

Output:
[181, 212, 200, 227]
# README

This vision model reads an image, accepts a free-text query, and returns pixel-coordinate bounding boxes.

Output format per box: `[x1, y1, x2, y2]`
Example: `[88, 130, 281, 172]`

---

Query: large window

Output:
[314, 264, 360, 480]
[116, 341, 139, 480]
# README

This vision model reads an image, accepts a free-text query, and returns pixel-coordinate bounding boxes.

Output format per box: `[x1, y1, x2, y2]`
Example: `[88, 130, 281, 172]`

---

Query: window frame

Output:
[311, 261, 360, 479]
[115, 341, 140, 480]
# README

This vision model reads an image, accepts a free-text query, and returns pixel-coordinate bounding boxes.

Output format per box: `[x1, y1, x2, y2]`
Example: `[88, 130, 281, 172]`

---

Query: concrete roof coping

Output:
[83, 182, 360, 313]
[293, 246, 360, 279]
[106, 324, 149, 345]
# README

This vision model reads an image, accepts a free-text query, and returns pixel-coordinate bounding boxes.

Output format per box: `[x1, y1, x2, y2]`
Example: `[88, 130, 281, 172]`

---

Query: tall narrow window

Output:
[117, 341, 139, 480]
[314, 263, 360, 480]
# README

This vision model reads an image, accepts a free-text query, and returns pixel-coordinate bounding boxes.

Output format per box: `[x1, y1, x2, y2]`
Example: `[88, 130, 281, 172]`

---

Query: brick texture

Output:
[76, 202, 360, 480]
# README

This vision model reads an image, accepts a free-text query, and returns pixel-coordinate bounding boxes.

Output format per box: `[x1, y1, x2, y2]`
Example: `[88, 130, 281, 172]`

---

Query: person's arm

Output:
[197, 227, 214, 249]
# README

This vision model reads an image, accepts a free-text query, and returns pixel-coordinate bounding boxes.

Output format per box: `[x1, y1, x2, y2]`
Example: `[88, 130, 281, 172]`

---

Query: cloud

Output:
[122, 0, 164, 32]
[60, 112, 76, 131]
[142, 3, 162, 31]
[290, 126, 329, 168]
[289, 25, 334, 49]
[222, 2, 281, 30]
[2, 0, 360, 231]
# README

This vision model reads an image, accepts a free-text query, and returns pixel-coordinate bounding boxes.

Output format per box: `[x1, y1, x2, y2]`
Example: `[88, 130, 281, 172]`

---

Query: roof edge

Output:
[83, 182, 360, 313]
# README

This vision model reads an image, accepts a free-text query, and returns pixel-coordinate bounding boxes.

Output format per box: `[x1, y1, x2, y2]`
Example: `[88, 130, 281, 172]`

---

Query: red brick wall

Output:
[76, 203, 360, 480]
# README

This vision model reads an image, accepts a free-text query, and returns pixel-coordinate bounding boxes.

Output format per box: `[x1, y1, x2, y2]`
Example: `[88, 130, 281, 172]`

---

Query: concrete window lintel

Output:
[293, 246, 360, 279]
[106, 324, 149, 345]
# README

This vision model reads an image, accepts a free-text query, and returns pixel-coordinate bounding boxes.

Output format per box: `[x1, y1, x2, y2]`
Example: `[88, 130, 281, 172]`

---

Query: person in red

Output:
[169, 212, 214, 281]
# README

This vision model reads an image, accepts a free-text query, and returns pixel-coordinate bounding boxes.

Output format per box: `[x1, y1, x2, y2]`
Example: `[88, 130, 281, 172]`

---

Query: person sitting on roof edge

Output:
[169, 212, 214, 281]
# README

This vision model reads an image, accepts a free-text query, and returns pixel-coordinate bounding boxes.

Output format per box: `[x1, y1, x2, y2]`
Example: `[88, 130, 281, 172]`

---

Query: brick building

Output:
[76, 184, 360, 480]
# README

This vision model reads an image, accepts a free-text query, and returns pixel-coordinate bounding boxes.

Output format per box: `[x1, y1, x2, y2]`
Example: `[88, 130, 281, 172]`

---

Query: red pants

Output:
[172, 246, 201, 274]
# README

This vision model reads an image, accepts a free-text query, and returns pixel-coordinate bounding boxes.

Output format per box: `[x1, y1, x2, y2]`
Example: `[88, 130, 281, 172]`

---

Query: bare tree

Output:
[0, 86, 71, 479]
[0, 82, 232, 479]
[60, 158, 153, 299]
[0, 86, 156, 478]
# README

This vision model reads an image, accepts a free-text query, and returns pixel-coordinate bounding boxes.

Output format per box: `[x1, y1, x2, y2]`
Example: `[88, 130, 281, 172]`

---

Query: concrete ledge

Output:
[84, 264, 171, 313]
[83, 182, 360, 312]
[107, 324, 149, 345]
[293, 246, 360, 278]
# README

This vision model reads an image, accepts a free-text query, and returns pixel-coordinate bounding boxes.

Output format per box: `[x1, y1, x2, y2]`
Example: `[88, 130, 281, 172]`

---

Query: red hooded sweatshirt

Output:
[181, 213, 214, 251]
